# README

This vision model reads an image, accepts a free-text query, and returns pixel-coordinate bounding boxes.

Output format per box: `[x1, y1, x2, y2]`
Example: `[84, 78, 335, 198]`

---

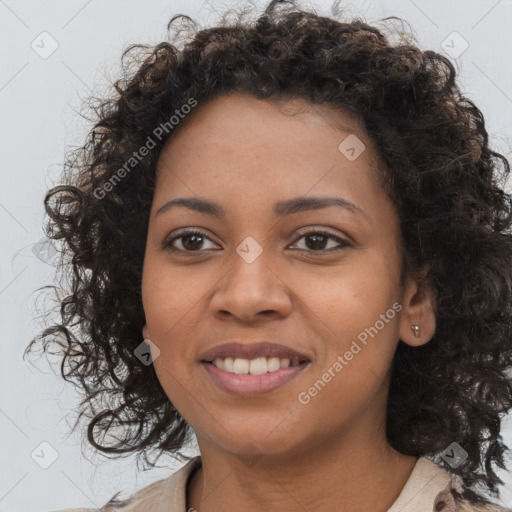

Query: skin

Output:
[141, 92, 437, 512]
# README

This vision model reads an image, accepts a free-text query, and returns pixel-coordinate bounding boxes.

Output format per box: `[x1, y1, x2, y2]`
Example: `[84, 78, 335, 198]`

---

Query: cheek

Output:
[296, 289, 400, 431]
[144, 262, 192, 305]
[142, 257, 207, 336]
[293, 252, 401, 403]
[143, 280, 199, 420]
[298, 251, 400, 342]
[141, 262, 196, 387]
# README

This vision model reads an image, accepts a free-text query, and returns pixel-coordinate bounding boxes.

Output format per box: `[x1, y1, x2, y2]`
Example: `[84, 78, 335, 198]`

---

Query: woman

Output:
[25, 1, 512, 510]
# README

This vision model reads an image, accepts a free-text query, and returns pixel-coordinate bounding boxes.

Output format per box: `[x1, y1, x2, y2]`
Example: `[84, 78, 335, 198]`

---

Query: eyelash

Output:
[162, 228, 351, 255]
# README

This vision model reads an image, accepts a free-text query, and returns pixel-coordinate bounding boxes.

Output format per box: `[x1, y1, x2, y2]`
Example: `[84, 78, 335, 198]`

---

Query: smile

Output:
[209, 356, 306, 375]
[201, 358, 310, 396]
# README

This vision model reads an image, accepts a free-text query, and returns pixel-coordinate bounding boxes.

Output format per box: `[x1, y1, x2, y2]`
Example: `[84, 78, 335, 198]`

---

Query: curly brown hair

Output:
[24, 0, 512, 506]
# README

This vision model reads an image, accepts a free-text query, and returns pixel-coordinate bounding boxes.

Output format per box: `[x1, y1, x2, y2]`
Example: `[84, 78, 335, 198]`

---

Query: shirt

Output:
[52, 455, 511, 512]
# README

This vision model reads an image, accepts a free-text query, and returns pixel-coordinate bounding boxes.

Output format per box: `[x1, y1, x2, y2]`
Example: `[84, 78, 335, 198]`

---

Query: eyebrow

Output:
[156, 196, 369, 222]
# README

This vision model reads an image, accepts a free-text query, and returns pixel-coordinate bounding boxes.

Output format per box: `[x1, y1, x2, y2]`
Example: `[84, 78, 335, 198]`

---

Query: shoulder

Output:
[434, 473, 512, 512]
[52, 456, 202, 512]
[389, 456, 511, 512]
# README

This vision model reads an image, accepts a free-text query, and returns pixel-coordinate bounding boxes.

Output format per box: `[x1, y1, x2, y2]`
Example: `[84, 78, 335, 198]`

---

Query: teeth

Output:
[211, 356, 306, 375]
[233, 358, 249, 374]
[268, 357, 281, 372]
[249, 357, 268, 375]
[223, 357, 234, 372]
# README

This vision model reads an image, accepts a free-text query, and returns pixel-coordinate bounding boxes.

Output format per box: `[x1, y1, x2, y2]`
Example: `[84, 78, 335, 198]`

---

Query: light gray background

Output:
[1, 0, 512, 510]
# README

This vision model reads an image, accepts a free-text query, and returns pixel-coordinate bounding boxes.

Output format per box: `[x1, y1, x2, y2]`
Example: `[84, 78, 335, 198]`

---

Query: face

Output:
[141, 92, 434, 461]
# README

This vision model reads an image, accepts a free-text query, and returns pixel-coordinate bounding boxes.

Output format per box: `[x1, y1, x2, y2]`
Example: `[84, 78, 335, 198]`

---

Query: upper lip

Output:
[199, 341, 311, 362]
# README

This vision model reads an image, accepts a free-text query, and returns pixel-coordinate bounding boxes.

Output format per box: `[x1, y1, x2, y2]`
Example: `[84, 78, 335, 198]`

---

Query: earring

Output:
[411, 325, 420, 338]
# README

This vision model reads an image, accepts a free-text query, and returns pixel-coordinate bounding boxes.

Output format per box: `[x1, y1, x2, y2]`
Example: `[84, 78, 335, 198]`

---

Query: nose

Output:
[209, 250, 293, 323]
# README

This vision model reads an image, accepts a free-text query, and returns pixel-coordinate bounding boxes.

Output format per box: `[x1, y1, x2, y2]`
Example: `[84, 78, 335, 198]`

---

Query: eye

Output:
[163, 228, 351, 255]
[163, 229, 220, 253]
[289, 229, 351, 253]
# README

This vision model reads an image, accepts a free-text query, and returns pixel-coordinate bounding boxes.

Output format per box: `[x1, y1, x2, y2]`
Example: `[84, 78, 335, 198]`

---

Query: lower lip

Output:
[202, 361, 310, 396]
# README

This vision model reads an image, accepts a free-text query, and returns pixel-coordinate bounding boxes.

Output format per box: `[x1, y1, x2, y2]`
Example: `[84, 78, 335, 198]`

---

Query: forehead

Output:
[157, 92, 375, 166]
[153, 92, 387, 219]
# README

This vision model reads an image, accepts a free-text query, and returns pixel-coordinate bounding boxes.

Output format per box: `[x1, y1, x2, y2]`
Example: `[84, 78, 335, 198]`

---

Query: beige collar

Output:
[157, 455, 453, 511]
[60, 454, 508, 511]
[387, 457, 452, 511]
[121, 455, 508, 512]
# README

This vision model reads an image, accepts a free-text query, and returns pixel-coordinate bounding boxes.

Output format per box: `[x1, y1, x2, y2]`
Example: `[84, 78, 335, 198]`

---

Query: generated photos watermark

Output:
[297, 301, 403, 404]
[93, 97, 198, 200]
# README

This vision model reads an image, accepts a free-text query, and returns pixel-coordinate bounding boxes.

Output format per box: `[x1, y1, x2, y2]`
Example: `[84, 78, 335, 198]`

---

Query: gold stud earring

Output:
[411, 325, 420, 338]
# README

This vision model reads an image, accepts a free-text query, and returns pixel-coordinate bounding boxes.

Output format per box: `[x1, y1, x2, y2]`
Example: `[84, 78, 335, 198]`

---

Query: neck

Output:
[187, 429, 418, 512]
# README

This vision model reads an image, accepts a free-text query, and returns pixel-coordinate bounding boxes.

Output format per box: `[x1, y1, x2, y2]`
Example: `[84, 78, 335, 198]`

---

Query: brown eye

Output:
[289, 230, 351, 253]
[163, 230, 219, 253]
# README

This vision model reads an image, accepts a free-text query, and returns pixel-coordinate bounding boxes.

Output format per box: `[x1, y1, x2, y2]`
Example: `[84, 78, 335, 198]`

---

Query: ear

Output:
[142, 323, 150, 340]
[398, 267, 436, 347]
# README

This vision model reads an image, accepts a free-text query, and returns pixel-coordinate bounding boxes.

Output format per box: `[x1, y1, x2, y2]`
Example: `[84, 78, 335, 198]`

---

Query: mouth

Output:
[201, 356, 310, 375]
[199, 341, 311, 367]
[201, 359, 311, 396]
[199, 341, 312, 396]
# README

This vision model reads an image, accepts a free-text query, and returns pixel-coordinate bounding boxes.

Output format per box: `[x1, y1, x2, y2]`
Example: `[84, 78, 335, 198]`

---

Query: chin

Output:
[203, 420, 308, 459]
